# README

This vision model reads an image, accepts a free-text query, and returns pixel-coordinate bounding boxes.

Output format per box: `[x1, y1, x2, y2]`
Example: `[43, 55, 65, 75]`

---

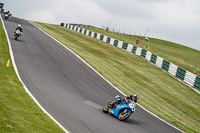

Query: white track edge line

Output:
[30, 22, 184, 133]
[0, 16, 69, 133]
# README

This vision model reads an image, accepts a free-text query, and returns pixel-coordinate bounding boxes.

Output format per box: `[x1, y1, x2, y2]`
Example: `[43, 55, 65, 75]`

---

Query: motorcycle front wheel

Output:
[117, 109, 131, 121]
[15, 35, 18, 40]
[103, 102, 111, 113]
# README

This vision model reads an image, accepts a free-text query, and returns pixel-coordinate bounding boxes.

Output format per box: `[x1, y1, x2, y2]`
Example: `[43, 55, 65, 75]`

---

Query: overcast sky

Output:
[1, 0, 200, 50]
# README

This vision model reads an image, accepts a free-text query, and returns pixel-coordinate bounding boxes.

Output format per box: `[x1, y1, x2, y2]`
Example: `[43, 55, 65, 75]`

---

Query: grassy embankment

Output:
[0, 19, 64, 132]
[83, 27, 200, 76]
[31, 21, 200, 133]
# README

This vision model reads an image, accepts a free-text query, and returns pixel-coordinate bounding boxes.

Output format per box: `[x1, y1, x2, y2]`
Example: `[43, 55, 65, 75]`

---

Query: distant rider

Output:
[7, 11, 10, 16]
[14, 24, 23, 35]
[5, 11, 10, 16]
[109, 94, 139, 108]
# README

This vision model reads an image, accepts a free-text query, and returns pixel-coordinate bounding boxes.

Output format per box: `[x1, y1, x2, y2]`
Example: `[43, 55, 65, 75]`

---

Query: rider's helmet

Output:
[131, 94, 139, 102]
[18, 24, 22, 28]
[115, 95, 121, 102]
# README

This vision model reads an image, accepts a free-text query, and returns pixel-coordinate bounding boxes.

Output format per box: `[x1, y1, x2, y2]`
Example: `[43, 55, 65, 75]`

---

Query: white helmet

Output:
[18, 24, 22, 28]
[133, 94, 139, 101]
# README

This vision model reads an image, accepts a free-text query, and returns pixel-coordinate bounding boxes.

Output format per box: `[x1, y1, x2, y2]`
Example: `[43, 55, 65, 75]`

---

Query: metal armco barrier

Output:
[64, 23, 200, 92]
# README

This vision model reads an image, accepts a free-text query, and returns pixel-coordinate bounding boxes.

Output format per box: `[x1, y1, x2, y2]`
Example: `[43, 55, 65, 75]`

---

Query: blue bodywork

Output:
[109, 98, 136, 118]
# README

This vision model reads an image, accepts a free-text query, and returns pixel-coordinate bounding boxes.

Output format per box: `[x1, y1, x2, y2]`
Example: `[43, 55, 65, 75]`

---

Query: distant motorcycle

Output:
[103, 95, 136, 121]
[4, 13, 9, 20]
[14, 29, 21, 40]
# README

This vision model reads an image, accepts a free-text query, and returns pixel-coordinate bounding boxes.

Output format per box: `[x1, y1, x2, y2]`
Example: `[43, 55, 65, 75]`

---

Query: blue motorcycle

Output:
[103, 95, 136, 121]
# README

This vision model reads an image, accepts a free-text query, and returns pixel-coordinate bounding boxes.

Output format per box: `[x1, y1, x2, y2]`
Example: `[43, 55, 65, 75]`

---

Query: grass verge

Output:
[0, 19, 64, 132]
[83, 27, 200, 76]
[31, 21, 200, 133]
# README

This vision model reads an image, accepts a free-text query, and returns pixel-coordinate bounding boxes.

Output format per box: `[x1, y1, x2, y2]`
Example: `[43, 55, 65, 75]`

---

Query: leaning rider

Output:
[109, 94, 139, 108]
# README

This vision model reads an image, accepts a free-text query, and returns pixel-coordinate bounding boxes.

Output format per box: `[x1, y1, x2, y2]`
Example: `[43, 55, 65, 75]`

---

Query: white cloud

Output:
[2, 0, 200, 50]
[26, 10, 57, 23]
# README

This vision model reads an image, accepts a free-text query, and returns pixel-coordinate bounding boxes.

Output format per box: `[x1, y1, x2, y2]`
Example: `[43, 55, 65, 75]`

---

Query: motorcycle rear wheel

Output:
[118, 109, 131, 121]
[103, 102, 111, 113]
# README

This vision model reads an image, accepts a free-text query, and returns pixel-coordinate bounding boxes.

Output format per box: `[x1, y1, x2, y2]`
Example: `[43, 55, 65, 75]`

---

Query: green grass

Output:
[83, 27, 200, 76]
[31, 21, 200, 133]
[0, 19, 64, 132]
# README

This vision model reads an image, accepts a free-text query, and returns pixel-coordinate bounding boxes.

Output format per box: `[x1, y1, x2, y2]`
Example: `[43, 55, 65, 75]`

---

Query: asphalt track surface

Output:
[3, 16, 182, 133]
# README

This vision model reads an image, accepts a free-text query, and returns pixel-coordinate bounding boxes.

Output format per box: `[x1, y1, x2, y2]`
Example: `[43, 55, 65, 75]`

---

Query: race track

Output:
[3, 16, 182, 133]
